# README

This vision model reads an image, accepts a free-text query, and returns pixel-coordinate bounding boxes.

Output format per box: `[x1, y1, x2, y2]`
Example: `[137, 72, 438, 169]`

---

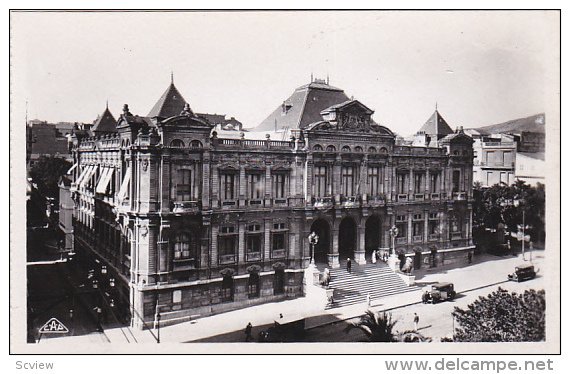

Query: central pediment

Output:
[308, 99, 394, 136]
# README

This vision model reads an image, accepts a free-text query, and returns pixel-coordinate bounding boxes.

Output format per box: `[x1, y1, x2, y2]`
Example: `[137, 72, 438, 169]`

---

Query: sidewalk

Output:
[120, 251, 543, 343]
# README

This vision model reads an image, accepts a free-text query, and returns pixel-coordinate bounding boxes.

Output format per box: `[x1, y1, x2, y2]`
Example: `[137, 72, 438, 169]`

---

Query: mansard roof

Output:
[255, 79, 350, 132]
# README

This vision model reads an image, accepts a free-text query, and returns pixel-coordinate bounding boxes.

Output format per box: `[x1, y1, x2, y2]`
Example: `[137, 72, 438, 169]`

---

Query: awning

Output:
[79, 165, 97, 189]
[66, 163, 78, 175]
[117, 167, 131, 201]
[75, 165, 91, 187]
[95, 167, 112, 194]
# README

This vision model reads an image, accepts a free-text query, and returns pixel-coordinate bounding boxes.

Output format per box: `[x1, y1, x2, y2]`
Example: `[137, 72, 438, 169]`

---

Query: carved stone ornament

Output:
[142, 159, 149, 171]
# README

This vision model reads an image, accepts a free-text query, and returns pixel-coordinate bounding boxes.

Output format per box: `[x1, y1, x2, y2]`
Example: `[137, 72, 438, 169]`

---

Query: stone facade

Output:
[69, 81, 475, 328]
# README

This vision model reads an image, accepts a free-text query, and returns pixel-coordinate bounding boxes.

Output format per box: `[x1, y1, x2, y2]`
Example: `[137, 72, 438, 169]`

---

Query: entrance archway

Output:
[413, 249, 422, 270]
[365, 215, 381, 260]
[339, 217, 357, 260]
[310, 219, 330, 264]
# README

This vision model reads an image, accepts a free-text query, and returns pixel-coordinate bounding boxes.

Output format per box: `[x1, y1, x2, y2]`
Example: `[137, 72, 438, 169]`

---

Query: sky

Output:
[11, 10, 559, 136]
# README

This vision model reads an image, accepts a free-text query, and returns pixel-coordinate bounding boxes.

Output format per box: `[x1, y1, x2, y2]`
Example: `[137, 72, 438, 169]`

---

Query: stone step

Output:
[323, 263, 419, 309]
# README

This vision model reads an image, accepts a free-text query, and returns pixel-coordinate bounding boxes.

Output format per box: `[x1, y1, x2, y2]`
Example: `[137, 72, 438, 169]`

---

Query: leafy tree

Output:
[472, 180, 545, 243]
[452, 288, 545, 342]
[29, 156, 72, 201]
[345, 310, 397, 342]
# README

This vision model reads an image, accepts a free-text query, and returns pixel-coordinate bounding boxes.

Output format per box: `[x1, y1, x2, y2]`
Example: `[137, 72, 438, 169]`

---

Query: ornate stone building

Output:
[69, 78, 475, 328]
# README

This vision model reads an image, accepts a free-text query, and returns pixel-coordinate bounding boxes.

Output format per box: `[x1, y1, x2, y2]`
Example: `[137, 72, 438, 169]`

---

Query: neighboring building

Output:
[467, 113, 545, 187]
[69, 78, 475, 328]
[409, 108, 454, 147]
[27, 121, 72, 165]
[58, 175, 74, 252]
[471, 133, 517, 187]
[514, 152, 545, 186]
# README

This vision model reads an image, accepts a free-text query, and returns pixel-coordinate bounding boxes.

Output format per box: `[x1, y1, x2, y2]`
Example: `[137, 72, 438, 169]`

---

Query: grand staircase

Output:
[324, 262, 420, 309]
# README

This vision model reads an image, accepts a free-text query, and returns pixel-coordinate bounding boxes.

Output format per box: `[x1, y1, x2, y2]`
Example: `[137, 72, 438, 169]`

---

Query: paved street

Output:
[28, 247, 545, 345]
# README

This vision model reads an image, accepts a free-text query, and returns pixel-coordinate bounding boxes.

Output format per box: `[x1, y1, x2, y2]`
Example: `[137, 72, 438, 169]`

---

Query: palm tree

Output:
[344, 310, 397, 342]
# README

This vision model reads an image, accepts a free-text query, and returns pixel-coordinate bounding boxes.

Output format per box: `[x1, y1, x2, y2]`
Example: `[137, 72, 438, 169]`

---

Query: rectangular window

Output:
[430, 172, 439, 193]
[503, 151, 512, 166]
[314, 166, 328, 197]
[486, 151, 495, 165]
[248, 273, 260, 298]
[500, 172, 508, 185]
[368, 166, 380, 196]
[272, 233, 285, 251]
[342, 166, 355, 196]
[414, 173, 423, 194]
[219, 236, 236, 256]
[413, 222, 423, 236]
[273, 223, 286, 230]
[247, 173, 263, 199]
[246, 235, 262, 253]
[273, 173, 287, 199]
[429, 221, 438, 234]
[221, 173, 236, 200]
[452, 170, 461, 192]
[397, 173, 408, 194]
[177, 169, 191, 201]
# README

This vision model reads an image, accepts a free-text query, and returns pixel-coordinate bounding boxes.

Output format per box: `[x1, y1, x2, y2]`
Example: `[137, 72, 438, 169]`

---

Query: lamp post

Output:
[156, 312, 161, 344]
[513, 199, 528, 261]
[308, 231, 319, 266]
[388, 225, 399, 271]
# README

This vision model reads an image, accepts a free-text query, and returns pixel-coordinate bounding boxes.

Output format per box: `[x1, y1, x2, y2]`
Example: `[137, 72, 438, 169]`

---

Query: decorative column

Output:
[238, 220, 246, 264]
[264, 163, 272, 206]
[424, 209, 429, 243]
[355, 222, 366, 265]
[238, 164, 246, 206]
[329, 221, 340, 268]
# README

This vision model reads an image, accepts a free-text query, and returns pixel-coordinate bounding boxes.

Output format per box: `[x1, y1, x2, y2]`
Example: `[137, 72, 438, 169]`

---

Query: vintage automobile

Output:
[421, 282, 457, 304]
[507, 264, 536, 282]
[258, 316, 306, 342]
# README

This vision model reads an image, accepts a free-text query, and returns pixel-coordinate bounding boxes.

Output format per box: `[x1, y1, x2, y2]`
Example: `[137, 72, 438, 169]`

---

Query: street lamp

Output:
[308, 232, 319, 266]
[389, 225, 399, 256]
[156, 312, 161, 344]
[513, 199, 530, 261]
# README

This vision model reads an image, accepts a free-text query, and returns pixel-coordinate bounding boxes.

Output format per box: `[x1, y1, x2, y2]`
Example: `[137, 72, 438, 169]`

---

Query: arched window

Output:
[326, 145, 336, 152]
[222, 275, 234, 302]
[248, 272, 260, 298]
[379, 147, 388, 154]
[190, 140, 203, 149]
[341, 145, 351, 152]
[354, 146, 363, 153]
[170, 139, 185, 148]
[313, 144, 323, 151]
[368, 146, 377, 153]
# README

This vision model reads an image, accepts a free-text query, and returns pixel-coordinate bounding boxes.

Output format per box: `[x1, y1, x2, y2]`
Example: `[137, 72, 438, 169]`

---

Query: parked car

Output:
[507, 264, 536, 282]
[422, 282, 456, 304]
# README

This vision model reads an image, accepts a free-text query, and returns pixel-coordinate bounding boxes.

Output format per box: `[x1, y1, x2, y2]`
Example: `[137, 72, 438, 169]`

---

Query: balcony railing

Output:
[248, 199, 263, 206]
[314, 197, 333, 210]
[452, 192, 467, 201]
[430, 193, 440, 200]
[368, 196, 385, 207]
[219, 254, 236, 265]
[413, 235, 423, 243]
[221, 199, 237, 207]
[451, 232, 463, 240]
[246, 252, 261, 262]
[414, 193, 424, 201]
[172, 200, 200, 213]
[397, 194, 408, 202]
[272, 249, 286, 259]
[273, 198, 288, 205]
[395, 237, 407, 245]
[342, 196, 359, 208]
[428, 234, 439, 241]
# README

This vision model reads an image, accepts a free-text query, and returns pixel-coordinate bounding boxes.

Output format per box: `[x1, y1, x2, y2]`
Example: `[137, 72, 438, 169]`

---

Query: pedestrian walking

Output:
[346, 258, 352, 273]
[468, 251, 473, 264]
[245, 322, 253, 342]
[366, 292, 371, 307]
[413, 313, 419, 331]
[94, 306, 103, 332]
[371, 250, 377, 264]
